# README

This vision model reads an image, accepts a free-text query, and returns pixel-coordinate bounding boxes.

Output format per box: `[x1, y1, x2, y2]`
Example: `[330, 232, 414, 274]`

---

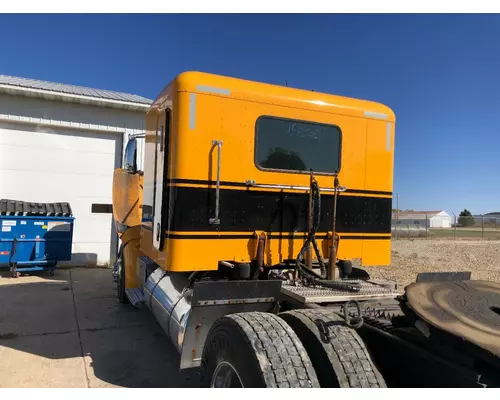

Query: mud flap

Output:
[179, 279, 282, 370]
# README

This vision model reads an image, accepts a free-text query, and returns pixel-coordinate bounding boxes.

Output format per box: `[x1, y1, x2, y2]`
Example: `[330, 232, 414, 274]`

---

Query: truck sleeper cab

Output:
[113, 71, 397, 388]
[140, 71, 395, 272]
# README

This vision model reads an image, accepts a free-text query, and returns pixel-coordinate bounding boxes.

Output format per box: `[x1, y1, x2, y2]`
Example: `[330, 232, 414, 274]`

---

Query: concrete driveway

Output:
[0, 268, 199, 388]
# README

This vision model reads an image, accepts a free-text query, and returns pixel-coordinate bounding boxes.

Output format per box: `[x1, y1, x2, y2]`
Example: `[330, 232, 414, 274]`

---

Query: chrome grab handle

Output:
[245, 180, 347, 193]
[209, 140, 223, 225]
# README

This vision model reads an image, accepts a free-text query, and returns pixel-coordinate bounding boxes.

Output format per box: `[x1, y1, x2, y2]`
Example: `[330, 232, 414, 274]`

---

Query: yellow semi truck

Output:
[111, 72, 500, 388]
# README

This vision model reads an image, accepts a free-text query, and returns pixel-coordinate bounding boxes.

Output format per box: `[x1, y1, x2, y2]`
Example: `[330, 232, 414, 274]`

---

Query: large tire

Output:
[280, 309, 386, 388]
[115, 246, 129, 304]
[200, 312, 320, 388]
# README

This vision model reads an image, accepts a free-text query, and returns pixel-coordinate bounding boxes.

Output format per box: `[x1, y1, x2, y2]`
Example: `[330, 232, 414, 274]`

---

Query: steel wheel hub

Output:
[210, 361, 243, 388]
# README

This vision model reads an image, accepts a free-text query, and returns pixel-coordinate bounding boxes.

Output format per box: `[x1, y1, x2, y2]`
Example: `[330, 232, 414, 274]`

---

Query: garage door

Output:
[0, 122, 122, 266]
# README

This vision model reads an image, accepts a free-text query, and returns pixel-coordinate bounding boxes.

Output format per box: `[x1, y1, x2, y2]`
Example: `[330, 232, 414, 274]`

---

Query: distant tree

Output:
[458, 209, 475, 227]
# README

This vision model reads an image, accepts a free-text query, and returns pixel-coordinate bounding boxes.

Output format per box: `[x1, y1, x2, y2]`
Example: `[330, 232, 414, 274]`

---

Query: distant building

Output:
[392, 210, 452, 228]
[473, 212, 500, 225]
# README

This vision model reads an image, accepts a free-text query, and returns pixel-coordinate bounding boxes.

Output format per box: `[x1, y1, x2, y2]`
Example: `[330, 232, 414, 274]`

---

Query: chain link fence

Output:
[392, 213, 500, 240]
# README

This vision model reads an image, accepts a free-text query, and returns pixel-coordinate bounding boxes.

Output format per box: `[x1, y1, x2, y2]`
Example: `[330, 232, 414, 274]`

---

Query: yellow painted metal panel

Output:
[365, 120, 395, 192]
[134, 72, 396, 272]
[362, 239, 391, 267]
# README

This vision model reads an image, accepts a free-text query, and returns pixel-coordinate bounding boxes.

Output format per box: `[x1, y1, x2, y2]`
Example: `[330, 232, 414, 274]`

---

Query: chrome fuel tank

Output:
[142, 266, 191, 353]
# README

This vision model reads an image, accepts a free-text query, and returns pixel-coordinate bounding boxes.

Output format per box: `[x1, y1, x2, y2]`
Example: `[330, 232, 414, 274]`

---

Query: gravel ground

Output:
[367, 239, 500, 290]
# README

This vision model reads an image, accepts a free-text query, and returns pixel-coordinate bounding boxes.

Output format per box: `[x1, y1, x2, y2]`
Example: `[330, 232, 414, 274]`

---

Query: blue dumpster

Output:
[0, 199, 74, 277]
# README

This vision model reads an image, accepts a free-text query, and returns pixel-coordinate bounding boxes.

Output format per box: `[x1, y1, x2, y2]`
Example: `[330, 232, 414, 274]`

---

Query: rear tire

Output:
[116, 246, 129, 304]
[280, 309, 386, 388]
[200, 312, 320, 388]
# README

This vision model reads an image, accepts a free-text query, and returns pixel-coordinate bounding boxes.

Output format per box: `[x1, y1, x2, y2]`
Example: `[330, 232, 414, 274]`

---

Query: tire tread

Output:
[233, 312, 319, 388]
[201, 311, 319, 388]
[280, 309, 386, 388]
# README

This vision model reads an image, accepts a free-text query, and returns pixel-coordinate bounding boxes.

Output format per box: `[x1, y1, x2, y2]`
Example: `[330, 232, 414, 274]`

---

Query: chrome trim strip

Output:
[245, 180, 347, 193]
[189, 93, 196, 130]
[196, 85, 231, 96]
[364, 110, 388, 120]
[197, 297, 276, 306]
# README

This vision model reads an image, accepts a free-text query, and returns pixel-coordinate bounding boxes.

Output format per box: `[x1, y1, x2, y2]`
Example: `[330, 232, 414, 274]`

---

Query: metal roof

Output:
[0, 74, 153, 111]
[392, 210, 447, 219]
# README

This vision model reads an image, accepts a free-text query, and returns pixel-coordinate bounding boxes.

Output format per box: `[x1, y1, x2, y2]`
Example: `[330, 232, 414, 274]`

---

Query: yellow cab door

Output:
[152, 109, 172, 251]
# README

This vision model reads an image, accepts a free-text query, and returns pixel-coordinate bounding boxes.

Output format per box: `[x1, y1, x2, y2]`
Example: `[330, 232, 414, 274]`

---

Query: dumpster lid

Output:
[0, 199, 73, 217]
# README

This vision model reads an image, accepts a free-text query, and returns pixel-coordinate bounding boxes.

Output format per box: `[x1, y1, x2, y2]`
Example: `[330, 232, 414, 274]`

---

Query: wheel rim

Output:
[210, 361, 243, 388]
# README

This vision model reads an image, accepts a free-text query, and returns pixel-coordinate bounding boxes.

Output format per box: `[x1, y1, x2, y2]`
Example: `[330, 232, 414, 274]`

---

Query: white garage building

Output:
[392, 210, 452, 228]
[0, 75, 152, 266]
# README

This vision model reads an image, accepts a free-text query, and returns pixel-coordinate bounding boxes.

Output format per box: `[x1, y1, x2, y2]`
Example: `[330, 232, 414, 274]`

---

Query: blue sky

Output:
[1, 14, 499, 215]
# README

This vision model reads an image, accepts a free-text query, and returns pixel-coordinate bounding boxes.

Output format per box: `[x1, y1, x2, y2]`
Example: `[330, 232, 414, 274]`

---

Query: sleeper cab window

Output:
[254, 116, 341, 174]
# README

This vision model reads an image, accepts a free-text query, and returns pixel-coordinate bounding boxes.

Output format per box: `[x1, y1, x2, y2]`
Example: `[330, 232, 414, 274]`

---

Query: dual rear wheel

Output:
[200, 310, 386, 388]
[200, 312, 319, 388]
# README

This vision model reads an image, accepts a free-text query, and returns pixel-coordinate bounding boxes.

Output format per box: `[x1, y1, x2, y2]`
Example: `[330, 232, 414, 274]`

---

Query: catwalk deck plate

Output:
[281, 279, 397, 304]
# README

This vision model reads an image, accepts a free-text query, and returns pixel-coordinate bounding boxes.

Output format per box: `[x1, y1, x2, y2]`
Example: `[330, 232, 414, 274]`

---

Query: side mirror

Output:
[124, 138, 137, 174]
